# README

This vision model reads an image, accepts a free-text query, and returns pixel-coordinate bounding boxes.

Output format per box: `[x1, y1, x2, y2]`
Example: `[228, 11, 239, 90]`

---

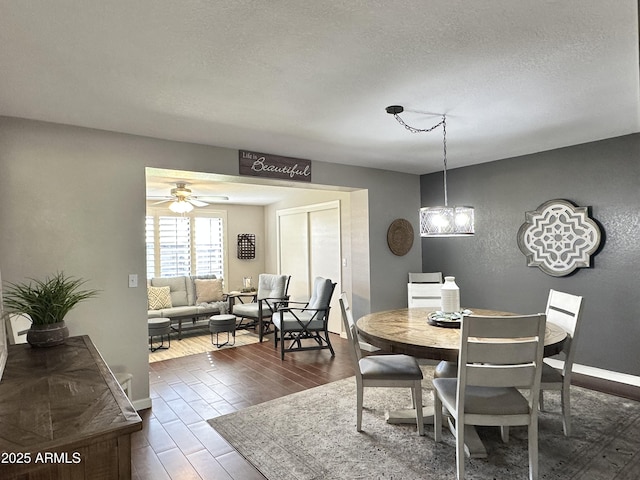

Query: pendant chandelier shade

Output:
[386, 106, 474, 237]
[420, 205, 475, 237]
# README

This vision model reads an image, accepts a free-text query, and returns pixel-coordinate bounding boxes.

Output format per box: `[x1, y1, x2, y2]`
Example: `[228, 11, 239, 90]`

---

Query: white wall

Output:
[0, 116, 422, 407]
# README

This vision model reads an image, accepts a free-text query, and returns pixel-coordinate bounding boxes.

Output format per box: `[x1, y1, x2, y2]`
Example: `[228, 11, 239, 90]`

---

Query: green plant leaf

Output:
[3, 272, 99, 325]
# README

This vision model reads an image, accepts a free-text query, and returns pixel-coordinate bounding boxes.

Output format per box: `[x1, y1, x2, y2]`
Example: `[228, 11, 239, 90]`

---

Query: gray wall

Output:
[421, 133, 640, 376]
[0, 116, 422, 406]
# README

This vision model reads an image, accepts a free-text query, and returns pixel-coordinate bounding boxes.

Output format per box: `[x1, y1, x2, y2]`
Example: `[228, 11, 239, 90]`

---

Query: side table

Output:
[148, 317, 171, 352]
[209, 314, 236, 348]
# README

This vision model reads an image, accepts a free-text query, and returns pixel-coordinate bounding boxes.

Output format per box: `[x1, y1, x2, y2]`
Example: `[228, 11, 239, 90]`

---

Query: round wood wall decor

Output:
[387, 218, 414, 256]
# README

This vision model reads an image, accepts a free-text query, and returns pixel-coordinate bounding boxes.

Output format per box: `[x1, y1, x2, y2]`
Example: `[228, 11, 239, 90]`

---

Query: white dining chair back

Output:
[407, 272, 443, 308]
[340, 293, 363, 363]
[339, 293, 424, 436]
[432, 313, 547, 480]
[6, 313, 31, 345]
[408, 272, 443, 283]
[540, 289, 584, 436]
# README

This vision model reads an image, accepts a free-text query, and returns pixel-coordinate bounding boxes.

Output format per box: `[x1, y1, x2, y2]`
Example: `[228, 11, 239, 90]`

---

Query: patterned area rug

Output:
[208, 366, 640, 480]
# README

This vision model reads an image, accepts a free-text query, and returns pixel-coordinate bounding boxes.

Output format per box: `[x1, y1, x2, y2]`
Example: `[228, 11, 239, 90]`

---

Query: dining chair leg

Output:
[528, 421, 539, 480]
[455, 419, 465, 480]
[433, 391, 443, 442]
[356, 380, 364, 432]
[500, 426, 509, 443]
[413, 382, 424, 436]
[561, 384, 571, 436]
[538, 390, 545, 411]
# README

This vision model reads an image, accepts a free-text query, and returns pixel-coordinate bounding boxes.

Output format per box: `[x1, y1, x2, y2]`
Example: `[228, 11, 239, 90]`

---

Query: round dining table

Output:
[357, 307, 567, 362]
[356, 307, 567, 458]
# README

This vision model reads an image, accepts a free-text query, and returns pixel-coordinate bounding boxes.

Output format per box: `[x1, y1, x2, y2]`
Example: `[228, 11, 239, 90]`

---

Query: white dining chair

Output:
[339, 293, 424, 435]
[6, 313, 31, 345]
[539, 289, 584, 436]
[407, 272, 443, 308]
[433, 313, 547, 480]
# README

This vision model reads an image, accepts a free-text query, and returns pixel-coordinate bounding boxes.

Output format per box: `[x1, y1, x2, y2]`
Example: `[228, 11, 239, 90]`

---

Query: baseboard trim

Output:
[546, 359, 640, 402]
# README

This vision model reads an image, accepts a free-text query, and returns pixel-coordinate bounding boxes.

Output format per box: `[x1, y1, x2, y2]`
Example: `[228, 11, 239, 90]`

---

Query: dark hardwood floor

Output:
[132, 333, 354, 480]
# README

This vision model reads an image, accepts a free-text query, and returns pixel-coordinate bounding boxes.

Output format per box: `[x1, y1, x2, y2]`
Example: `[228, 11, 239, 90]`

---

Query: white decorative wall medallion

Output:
[517, 199, 602, 277]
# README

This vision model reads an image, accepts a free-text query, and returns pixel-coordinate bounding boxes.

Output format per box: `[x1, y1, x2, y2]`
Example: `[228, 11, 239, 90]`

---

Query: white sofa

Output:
[147, 275, 228, 338]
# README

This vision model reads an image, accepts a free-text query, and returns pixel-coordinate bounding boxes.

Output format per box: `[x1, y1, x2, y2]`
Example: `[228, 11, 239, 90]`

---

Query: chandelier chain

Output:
[442, 116, 448, 206]
[391, 113, 448, 206]
[387, 105, 474, 236]
[391, 114, 444, 134]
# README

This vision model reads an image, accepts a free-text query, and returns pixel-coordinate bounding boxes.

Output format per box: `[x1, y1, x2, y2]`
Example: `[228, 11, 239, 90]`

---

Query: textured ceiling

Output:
[1, 1, 638, 176]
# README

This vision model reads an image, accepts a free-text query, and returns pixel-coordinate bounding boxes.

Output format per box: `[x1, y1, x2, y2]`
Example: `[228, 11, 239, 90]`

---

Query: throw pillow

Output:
[195, 278, 224, 303]
[148, 286, 172, 310]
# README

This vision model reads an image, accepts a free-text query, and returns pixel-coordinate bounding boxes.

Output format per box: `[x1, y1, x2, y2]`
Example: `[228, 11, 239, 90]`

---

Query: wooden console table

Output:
[0, 335, 142, 480]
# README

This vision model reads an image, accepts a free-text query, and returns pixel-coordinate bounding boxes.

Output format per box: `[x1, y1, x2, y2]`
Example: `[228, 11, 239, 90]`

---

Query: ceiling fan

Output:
[149, 182, 229, 213]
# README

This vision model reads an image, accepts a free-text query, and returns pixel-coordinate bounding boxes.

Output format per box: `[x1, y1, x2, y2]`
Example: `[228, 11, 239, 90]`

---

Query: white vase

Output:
[441, 276, 460, 313]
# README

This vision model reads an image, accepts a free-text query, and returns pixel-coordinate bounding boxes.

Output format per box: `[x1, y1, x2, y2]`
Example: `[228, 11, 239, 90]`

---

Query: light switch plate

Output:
[128, 274, 138, 288]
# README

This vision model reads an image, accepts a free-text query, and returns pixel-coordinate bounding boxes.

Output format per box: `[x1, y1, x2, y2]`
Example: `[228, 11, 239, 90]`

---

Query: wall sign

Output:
[517, 199, 602, 277]
[239, 150, 311, 182]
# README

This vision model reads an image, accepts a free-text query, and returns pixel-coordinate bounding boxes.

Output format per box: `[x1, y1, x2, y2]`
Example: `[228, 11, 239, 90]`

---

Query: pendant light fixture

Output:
[386, 105, 474, 237]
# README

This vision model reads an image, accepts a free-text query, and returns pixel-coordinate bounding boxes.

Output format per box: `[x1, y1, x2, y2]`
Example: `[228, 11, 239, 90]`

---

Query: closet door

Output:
[277, 201, 342, 334]
[309, 207, 341, 334]
[278, 211, 309, 302]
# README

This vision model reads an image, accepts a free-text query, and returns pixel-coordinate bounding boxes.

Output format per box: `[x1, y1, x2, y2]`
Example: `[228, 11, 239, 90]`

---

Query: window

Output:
[194, 217, 224, 276]
[146, 210, 226, 280]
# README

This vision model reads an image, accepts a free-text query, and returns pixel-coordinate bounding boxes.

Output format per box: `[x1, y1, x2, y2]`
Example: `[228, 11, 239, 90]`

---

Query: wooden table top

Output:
[357, 307, 567, 362]
[0, 335, 142, 453]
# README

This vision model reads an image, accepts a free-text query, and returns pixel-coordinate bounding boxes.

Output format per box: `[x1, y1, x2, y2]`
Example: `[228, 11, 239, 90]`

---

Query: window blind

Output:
[145, 213, 225, 279]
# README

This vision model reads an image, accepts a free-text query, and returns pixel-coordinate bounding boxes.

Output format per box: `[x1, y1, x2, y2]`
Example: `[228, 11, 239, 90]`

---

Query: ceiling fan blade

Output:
[188, 198, 209, 207]
[150, 198, 172, 205]
[196, 195, 229, 202]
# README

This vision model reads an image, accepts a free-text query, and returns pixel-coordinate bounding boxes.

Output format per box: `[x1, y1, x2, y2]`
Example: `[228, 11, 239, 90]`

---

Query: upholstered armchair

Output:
[273, 276, 336, 360]
[230, 274, 290, 342]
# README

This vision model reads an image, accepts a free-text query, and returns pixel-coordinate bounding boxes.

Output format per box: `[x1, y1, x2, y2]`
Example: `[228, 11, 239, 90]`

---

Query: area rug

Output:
[149, 329, 260, 362]
[208, 366, 640, 480]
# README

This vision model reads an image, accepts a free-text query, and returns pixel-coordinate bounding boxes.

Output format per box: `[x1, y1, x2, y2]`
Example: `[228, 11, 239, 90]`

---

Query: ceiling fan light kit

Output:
[386, 106, 475, 237]
[169, 199, 194, 213]
[150, 182, 229, 212]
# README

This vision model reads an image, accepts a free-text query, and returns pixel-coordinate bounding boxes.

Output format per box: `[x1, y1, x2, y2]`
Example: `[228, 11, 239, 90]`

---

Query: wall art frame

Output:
[387, 218, 414, 256]
[517, 199, 602, 277]
[237, 233, 256, 260]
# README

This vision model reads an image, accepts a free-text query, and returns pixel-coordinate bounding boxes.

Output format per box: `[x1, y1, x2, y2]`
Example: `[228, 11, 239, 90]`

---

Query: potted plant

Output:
[3, 272, 99, 347]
